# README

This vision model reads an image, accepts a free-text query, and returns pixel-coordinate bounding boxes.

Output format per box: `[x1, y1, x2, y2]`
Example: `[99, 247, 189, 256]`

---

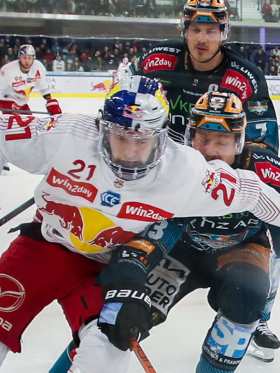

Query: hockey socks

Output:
[200, 314, 257, 371]
[196, 356, 230, 373]
[49, 340, 75, 373]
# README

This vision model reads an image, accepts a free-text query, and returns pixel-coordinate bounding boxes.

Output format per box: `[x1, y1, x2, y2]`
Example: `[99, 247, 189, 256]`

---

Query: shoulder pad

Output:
[221, 48, 268, 101]
[242, 143, 280, 189]
[139, 42, 184, 74]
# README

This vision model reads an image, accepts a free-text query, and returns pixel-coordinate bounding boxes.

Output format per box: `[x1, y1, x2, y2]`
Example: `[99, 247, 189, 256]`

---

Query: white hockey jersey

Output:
[0, 60, 51, 106]
[1, 113, 280, 263]
[116, 61, 132, 81]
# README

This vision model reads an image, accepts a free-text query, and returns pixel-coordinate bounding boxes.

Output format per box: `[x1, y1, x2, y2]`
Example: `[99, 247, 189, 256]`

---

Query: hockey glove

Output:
[98, 288, 152, 351]
[97, 239, 161, 351]
[46, 98, 62, 115]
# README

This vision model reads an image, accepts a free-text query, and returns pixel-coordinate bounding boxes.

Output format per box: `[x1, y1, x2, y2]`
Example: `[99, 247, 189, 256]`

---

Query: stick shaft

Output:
[0, 197, 35, 227]
[0, 108, 49, 115]
[131, 340, 157, 373]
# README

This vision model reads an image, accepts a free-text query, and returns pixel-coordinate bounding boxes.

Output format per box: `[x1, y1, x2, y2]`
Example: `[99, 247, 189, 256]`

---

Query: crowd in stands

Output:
[0, 35, 279, 75]
[0, 0, 241, 20]
[229, 42, 280, 75]
[0, 0, 279, 22]
[261, 0, 280, 22]
[0, 0, 183, 17]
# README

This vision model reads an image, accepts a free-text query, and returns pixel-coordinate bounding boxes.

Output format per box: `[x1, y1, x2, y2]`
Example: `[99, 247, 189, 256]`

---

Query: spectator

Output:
[271, 0, 280, 20]
[262, 0, 275, 21]
[52, 54, 66, 71]
[254, 47, 266, 71]
[268, 64, 278, 75]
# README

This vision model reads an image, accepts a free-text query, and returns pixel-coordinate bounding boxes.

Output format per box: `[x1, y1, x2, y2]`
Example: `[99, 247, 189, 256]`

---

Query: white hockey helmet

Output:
[18, 44, 36, 58]
[99, 75, 169, 181]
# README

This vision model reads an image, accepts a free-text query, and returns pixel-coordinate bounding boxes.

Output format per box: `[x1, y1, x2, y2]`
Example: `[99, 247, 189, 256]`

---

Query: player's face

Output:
[186, 23, 222, 67]
[19, 55, 34, 71]
[108, 129, 156, 169]
[192, 129, 236, 165]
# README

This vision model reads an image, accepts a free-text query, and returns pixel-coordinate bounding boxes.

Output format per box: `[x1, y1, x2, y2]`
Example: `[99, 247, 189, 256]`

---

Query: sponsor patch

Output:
[142, 53, 177, 73]
[220, 69, 253, 101]
[47, 168, 98, 202]
[117, 201, 173, 222]
[248, 100, 268, 116]
[254, 161, 280, 187]
[202, 170, 220, 193]
[101, 191, 121, 207]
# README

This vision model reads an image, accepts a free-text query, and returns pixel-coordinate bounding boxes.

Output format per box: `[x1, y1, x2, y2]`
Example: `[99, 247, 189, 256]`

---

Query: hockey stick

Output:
[131, 340, 157, 373]
[0, 197, 35, 227]
[0, 108, 49, 115]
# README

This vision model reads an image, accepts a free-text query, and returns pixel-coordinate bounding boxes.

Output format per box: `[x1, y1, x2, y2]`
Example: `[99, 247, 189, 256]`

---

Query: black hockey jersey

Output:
[133, 40, 279, 153]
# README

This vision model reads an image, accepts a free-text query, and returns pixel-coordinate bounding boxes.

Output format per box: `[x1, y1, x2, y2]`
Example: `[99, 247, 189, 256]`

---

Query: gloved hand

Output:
[98, 287, 152, 351]
[46, 98, 62, 115]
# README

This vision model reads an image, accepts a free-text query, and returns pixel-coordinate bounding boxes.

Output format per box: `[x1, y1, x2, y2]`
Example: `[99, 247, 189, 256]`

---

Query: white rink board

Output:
[0, 95, 280, 372]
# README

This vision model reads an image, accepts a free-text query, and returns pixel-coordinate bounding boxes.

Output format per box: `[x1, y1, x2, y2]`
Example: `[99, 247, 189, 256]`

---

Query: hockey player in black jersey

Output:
[132, 0, 279, 155]
[132, 0, 280, 360]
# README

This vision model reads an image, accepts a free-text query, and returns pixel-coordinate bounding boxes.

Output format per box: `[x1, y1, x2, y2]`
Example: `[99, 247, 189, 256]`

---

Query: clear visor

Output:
[186, 124, 245, 155]
[99, 120, 168, 181]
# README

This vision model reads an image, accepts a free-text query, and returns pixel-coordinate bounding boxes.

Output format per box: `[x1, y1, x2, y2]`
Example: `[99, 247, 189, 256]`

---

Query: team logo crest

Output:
[202, 170, 219, 193]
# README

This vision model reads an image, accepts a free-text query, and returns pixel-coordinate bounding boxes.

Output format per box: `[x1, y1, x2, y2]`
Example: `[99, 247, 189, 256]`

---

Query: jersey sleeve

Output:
[241, 144, 280, 193]
[179, 152, 280, 227]
[35, 61, 51, 96]
[0, 114, 75, 174]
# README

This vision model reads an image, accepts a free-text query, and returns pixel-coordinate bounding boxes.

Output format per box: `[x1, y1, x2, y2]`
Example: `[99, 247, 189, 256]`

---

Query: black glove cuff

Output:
[104, 288, 151, 310]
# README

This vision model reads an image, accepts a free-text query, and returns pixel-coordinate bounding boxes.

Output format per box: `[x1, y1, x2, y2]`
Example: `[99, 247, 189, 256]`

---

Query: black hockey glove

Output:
[97, 239, 160, 351]
[98, 287, 152, 351]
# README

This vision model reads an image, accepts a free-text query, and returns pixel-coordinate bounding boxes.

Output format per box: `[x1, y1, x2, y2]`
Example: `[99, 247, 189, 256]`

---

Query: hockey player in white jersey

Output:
[0, 44, 62, 116]
[1, 76, 280, 372]
[49, 91, 280, 373]
[113, 56, 132, 84]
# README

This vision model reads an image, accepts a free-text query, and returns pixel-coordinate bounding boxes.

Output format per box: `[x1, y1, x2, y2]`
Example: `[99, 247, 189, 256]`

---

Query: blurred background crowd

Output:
[0, 35, 279, 75]
[0, 0, 279, 22]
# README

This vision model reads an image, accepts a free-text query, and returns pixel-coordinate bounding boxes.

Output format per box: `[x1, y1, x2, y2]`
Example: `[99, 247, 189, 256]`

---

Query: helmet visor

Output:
[99, 120, 168, 180]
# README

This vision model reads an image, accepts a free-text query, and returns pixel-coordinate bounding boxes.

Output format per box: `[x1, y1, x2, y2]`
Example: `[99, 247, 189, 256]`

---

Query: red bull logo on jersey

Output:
[221, 69, 253, 102]
[47, 168, 98, 202]
[117, 202, 173, 222]
[40, 195, 134, 254]
[202, 171, 219, 193]
[41, 195, 84, 239]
